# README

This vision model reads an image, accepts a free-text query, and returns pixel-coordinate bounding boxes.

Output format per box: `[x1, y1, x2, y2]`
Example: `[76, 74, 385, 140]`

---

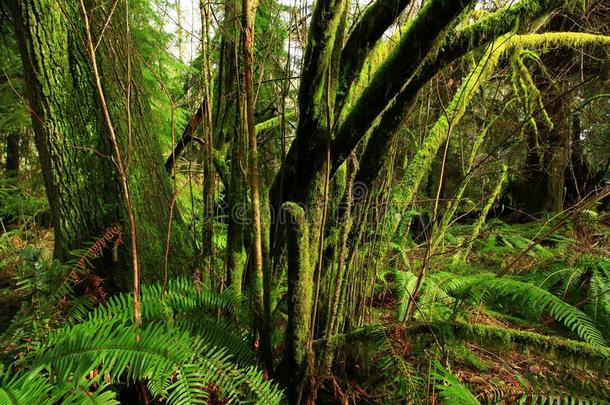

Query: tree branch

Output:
[332, 0, 474, 170]
[336, 0, 414, 110]
[164, 105, 204, 172]
[334, 0, 573, 177]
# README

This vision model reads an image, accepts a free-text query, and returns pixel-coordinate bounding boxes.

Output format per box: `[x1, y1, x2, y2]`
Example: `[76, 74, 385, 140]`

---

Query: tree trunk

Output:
[241, 0, 272, 370]
[10, 0, 192, 290]
[175, 0, 186, 62]
[511, 94, 570, 216]
[5, 131, 20, 176]
[199, 0, 216, 289]
[565, 113, 598, 205]
[281, 202, 313, 405]
[222, 0, 246, 294]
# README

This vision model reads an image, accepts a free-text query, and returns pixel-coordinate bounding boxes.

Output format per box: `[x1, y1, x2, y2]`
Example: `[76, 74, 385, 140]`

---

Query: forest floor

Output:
[2, 214, 609, 403]
[345, 215, 610, 403]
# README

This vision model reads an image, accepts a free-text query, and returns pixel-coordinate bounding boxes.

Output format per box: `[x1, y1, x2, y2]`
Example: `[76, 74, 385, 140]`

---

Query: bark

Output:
[241, 0, 271, 369]
[10, 0, 192, 290]
[5, 131, 20, 176]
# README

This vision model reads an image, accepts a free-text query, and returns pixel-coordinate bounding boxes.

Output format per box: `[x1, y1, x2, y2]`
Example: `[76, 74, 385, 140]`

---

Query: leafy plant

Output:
[0, 278, 283, 404]
[437, 272, 607, 346]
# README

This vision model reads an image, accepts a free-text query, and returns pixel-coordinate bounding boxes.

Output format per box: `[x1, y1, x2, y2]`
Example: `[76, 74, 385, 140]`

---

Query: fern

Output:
[0, 367, 54, 405]
[530, 254, 610, 336]
[437, 272, 607, 346]
[481, 372, 610, 404]
[1, 276, 284, 404]
[86, 277, 236, 325]
[3, 319, 282, 404]
[432, 360, 480, 405]
[394, 269, 417, 322]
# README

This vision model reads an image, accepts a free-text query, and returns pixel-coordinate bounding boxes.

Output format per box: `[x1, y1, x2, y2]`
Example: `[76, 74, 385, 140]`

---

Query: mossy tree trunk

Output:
[223, 0, 247, 295]
[266, 0, 576, 399]
[10, 0, 192, 290]
[281, 202, 313, 405]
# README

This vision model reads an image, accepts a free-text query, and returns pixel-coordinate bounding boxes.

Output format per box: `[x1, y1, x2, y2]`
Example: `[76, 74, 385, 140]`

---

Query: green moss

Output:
[283, 202, 313, 396]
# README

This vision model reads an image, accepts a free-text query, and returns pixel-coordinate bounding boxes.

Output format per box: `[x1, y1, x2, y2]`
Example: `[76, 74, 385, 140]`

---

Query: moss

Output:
[449, 342, 492, 372]
[511, 32, 610, 49]
[297, 0, 347, 134]
[282, 202, 313, 400]
[451, 321, 610, 370]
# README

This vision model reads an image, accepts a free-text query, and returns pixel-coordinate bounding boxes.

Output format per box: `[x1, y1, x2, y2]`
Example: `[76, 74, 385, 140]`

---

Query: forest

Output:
[0, 0, 609, 403]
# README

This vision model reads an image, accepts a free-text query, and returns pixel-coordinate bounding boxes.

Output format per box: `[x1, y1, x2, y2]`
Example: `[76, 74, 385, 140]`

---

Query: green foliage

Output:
[530, 254, 610, 337]
[394, 269, 417, 322]
[1, 279, 283, 404]
[0, 179, 48, 226]
[4, 0, 610, 402]
[0, 23, 29, 135]
[432, 360, 480, 405]
[0, 246, 81, 363]
[438, 272, 606, 345]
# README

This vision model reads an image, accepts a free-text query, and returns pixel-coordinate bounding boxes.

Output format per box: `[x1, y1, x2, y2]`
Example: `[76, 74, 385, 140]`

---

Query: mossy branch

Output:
[282, 202, 313, 403]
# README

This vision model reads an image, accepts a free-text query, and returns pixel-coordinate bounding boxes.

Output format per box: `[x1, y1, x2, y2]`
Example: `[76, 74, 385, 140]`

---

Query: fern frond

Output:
[432, 360, 480, 405]
[394, 269, 417, 322]
[438, 273, 607, 346]
[0, 367, 54, 405]
[87, 277, 235, 325]
[28, 319, 282, 403]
